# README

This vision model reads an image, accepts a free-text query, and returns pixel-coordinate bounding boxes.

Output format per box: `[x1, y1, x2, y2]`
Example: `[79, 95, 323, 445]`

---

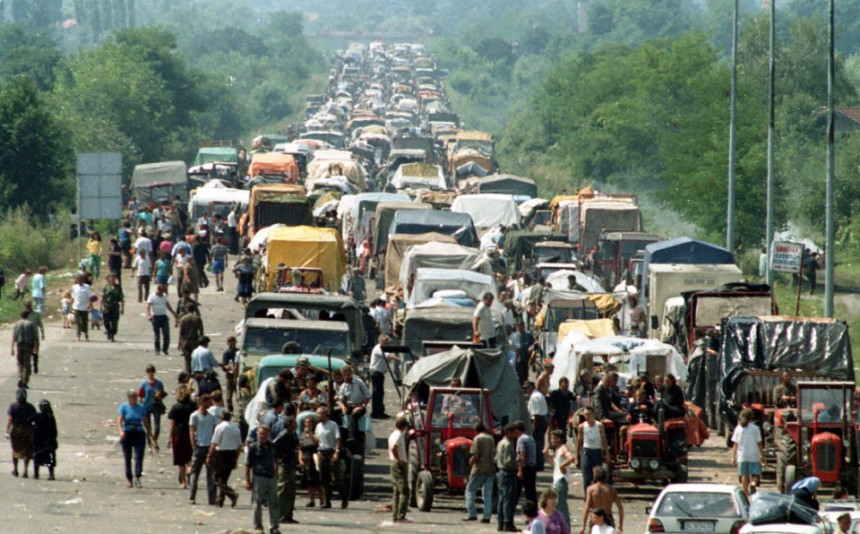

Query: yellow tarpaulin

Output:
[558, 318, 617, 340]
[548, 186, 594, 211]
[587, 293, 622, 316]
[384, 232, 456, 295]
[263, 226, 346, 292]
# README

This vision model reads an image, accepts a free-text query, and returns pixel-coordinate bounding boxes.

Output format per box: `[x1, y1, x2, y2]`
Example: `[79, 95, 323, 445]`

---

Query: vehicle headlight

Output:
[649, 460, 660, 470]
[630, 458, 641, 469]
[763, 421, 773, 434]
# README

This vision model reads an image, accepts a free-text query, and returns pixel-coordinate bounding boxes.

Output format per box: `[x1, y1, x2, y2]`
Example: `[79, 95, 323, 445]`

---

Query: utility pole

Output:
[766, 0, 775, 286]
[727, 0, 739, 253]
[825, 0, 835, 317]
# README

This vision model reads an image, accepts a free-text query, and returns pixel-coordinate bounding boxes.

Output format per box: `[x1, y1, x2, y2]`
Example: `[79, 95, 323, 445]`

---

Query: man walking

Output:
[189, 393, 218, 506]
[11, 310, 39, 388]
[206, 410, 242, 508]
[178, 303, 205, 373]
[463, 421, 495, 523]
[146, 284, 177, 355]
[526, 381, 549, 471]
[315, 406, 344, 509]
[191, 336, 219, 376]
[276, 415, 299, 525]
[515, 420, 537, 504]
[496, 423, 519, 532]
[575, 406, 610, 491]
[246, 424, 280, 534]
[389, 417, 411, 524]
[580, 466, 623, 534]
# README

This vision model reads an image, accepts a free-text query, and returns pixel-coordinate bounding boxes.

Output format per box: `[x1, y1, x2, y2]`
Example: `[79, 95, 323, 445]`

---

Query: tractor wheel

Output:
[416, 470, 434, 512]
[408, 443, 420, 507]
[674, 465, 689, 483]
[784, 465, 797, 494]
[776, 433, 797, 493]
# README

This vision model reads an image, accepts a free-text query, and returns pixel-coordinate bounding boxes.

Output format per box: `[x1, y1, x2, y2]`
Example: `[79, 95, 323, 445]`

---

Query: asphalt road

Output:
[0, 265, 743, 534]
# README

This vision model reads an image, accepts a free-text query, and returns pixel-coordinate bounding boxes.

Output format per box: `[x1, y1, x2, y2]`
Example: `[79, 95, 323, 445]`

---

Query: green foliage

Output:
[0, 24, 62, 91]
[0, 77, 73, 215]
[0, 207, 73, 274]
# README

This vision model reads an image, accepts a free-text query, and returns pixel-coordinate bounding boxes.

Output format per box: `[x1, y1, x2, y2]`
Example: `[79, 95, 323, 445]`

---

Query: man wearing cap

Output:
[206, 410, 242, 508]
[525, 381, 549, 471]
[178, 303, 205, 372]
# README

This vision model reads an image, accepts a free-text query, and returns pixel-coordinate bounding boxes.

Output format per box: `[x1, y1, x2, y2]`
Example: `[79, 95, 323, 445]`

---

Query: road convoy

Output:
[129, 39, 854, 532]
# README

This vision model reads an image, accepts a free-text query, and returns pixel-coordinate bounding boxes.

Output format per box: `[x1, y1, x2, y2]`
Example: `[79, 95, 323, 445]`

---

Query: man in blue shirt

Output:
[191, 336, 219, 375]
[514, 420, 537, 505]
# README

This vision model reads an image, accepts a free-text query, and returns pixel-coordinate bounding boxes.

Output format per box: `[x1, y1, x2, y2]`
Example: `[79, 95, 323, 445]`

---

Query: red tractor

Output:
[404, 387, 498, 511]
[607, 403, 706, 485]
[776, 381, 860, 494]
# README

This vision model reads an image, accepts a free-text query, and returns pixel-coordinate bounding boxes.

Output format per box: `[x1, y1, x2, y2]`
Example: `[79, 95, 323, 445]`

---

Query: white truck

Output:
[646, 263, 745, 339]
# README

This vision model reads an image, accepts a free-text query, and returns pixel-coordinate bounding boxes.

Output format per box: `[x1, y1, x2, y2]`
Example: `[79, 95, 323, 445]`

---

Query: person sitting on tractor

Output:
[774, 372, 798, 408]
[817, 402, 843, 423]
[591, 373, 626, 426]
[660, 374, 686, 419]
[626, 388, 654, 425]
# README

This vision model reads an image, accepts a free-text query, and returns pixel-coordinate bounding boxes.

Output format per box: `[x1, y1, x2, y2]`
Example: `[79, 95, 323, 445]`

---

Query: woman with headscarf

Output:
[167, 385, 196, 489]
[791, 477, 821, 511]
[101, 273, 124, 342]
[6, 388, 36, 477]
[33, 399, 58, 480]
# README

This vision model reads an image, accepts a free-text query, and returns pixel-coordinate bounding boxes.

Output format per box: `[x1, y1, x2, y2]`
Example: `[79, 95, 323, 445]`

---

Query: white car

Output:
[647, 484, 749, 534]
[739, 522, 832, 534]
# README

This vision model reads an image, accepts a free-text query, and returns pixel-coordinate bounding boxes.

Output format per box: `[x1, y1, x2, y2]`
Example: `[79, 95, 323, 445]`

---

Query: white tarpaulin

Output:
[551, 334, 687, 390]
[451, 193, 521, 230]
[407, 268, 497, 309]
[399, 242, 492, 297]
[545, 269, 604, 293]
[248, 224, 286, 253]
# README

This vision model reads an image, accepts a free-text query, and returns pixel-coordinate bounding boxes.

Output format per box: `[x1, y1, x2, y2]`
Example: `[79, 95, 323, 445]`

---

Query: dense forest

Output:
[3, 0, 860, 253]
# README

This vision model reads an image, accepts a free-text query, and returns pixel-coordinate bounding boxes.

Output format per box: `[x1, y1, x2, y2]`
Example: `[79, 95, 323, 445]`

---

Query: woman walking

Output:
[232, 255, 255, 305]
[71, 275, 93, 341]
[537, 488, 570, 534]
[87, 231, 103, 278]
[139, 364, 166, 454]
[33, 399, 58, 480]
[298, 416, 322, 507]
[167, 385, 196, 489]
[6, 388, 36, 478]
[101, 273, 124, 342]
[546, 429, 575, 528]
[117, 389, 151, 488]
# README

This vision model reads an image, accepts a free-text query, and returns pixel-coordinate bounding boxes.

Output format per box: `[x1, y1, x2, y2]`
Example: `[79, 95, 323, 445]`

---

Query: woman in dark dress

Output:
[107, 238, 123, 282]
[298, 416, 322, 507]
[33, 399, 58, 480]
[661, 373, 687, 419]
[6, 388, 36, 477]
[167, 385, 196, 489]
[232, 255, 255, 305]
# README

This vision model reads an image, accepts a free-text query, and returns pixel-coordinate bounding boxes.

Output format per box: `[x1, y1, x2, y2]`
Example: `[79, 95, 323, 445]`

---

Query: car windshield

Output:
[243, 327, 349, 356]
[656, 492, 740, 518]
[800, 387, 849, 423]
[429, 392, 490, 429]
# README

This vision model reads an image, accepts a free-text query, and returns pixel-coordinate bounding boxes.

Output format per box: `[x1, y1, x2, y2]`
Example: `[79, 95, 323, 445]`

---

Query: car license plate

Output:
[683, 521, 715, 532]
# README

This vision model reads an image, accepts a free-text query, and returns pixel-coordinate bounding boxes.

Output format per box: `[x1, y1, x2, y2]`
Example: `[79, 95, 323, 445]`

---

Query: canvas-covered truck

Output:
[246, 184, 311, 238]
[131, 161, 189, 204]
[595, 231, 660, 288]
[554, 194, 643, 253]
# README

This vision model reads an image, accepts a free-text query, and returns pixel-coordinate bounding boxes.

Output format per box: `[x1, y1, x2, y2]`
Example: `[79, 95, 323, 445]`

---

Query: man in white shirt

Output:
[132, 249, 152, 302]
[134, 230, 153, 258]
[338, 365, 371, 454]
[206, 410, 242, 507]
[369, 335, 400, 419]
[315, 407, 344, 509]
[472, 292, 496, 348]
[227, 208, 238, 254]
[71, 275, 93, 341]
[146, 284, 177, 355]
[388, 417, 410, 523]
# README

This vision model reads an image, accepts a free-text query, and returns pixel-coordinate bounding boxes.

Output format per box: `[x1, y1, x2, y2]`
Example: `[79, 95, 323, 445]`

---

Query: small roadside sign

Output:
[771, 241, 804, 274]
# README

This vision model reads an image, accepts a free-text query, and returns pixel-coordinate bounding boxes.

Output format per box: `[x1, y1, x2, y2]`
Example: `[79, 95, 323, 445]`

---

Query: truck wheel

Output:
[784, 465, 797, 494]
[408, 443, 420, 507]
[416, 470, 434, 512]
[776, 433, 797, 493]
